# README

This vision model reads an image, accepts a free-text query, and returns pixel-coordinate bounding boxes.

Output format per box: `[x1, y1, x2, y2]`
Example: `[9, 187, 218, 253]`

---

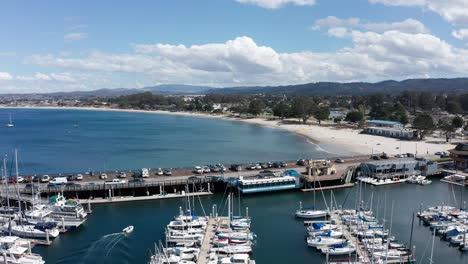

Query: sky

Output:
[1, 0, 468, 93]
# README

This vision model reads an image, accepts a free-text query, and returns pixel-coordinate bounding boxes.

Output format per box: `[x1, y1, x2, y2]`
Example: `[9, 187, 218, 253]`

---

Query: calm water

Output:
[31, 181, 468, 264]
[1, 108, 467, 264]
[0, 108, 348, 174]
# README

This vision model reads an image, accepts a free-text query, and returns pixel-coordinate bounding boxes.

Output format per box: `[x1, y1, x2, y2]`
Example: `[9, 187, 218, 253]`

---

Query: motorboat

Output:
[123, 225, 134, 233]
[321, 244, 356, 255]
[307, 237, 346, 247]
[9, 224, 60, 239]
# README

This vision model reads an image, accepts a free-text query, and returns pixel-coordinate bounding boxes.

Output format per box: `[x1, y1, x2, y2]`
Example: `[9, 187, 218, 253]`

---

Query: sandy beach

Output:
[1, 105, 459, 156]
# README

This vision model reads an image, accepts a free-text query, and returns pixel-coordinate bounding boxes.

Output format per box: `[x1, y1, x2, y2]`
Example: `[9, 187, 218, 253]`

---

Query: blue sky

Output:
[1, 0, 468, 93]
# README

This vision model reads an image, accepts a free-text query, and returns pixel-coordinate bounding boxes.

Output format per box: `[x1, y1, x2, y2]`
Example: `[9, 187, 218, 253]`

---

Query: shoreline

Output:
[1, 105, 458, 156]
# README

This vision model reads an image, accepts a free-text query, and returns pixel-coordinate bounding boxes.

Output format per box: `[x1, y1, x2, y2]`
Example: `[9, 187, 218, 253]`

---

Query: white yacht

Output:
[0, 236, 45, 264]
[8, 224, 59, 239]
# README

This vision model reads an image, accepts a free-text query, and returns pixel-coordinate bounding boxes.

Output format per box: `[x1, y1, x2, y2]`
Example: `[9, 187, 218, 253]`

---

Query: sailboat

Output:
[6, 114, 14, 127]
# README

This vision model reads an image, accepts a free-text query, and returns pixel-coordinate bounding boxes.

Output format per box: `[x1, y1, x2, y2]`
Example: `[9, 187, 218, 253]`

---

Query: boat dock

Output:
[197, 217, 220, 264]
[87, 191, 212, 204]
[329, 211, 370, 263]
[301, 183, 354, 192]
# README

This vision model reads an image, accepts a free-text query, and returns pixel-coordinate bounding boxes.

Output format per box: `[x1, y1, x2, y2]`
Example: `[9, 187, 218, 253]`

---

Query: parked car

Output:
[230, 164, 242, 172]
[119, 172, 127, 178]
[0, 177, 6, 184]
[380, 153, 389, 159]
[49, 177, 67, 185]
[216, 164, 226, 172]
[23, 176, 33, 183]
[280, 161, 287, 167]
[47, 183, 60, 188]
[296, 159, 306, 166]
[141, 168, 150, 178]
[40, 175, 50, 183]
[267, 162, 273, 168]
[335, 158, 345, 163]
[406, 153, 415, 157]
[209, 165, 221, 172]
[75, 174, 84, 180]
[254, 163, 262, 170]
[67, 174, 75, 181]
[202, 166, 211, 173]
[260, 163, 268, 169]
[371, 155, 380, 160]
[394, 154, 403, 158]
[272, 162, 282, 168]
[7, 177, 17, 184]
[246, 164, 256, 170]
[163, 169, 172, 176]
[100, 173, 108, 179]
[156, 168, 164, 176]
[193, 166, 203, 174]
[434, 151, 442, 155]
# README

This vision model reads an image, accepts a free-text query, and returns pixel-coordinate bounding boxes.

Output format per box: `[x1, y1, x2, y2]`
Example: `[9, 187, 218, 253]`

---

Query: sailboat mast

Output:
[14, 149, 21, 213]
[2, 155, 9, 208]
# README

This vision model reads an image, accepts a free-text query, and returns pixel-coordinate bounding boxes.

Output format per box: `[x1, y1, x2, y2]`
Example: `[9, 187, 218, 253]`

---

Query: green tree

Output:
[345, 111, 364, 123]
[446, 101, 463, 114]
[313, 106, 330, 125]
[291, 97, 316, 124]
[413, 114, 435, 140]
[452, 116, 464, 128]
[439, 121, 455, 142]
[272, 102, 290, 120]
[247, 99, 265, 116]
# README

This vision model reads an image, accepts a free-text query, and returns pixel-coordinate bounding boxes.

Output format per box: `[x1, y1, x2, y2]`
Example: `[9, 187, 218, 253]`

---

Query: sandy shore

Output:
[1, 105, 459, 156]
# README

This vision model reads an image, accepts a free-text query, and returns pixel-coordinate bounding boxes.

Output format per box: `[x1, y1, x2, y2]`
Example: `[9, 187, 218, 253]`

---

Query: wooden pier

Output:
[197, 217, 220, 264]
[301, 183, 354, 192]
[87, 191, 212, 204]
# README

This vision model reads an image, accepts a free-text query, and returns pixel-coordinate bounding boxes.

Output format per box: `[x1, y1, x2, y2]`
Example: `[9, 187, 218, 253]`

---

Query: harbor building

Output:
[362, 120, 416, 139]
[358, 158, 439, 184]
[449, 143, 468, 171]
[366, 120, 403, 128]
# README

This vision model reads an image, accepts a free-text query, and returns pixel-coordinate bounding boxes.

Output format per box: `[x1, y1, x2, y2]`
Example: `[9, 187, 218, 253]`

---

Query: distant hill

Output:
[2, 78, 468, 100]
[205, 78, 468, 95]
[142, 84, 213, 94]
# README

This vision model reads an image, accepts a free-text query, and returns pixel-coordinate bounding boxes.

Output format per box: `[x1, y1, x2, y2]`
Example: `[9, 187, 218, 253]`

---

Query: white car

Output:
[335, 158, 345, 163]
[202, 166, 211, 173]
[17, 176, 24, 183]
[100, 173, 108, 179]
[40, 175, 50, 183]
[75, 174, 84, 180]
[119, 172, 127, 178]
[193, 166, 203, 174]
[156, 168, 164, 175]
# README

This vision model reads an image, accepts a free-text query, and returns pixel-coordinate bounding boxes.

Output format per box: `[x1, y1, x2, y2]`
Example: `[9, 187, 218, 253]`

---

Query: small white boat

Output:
[123, 225, 134, 233]
[6, 114, 14, 128]
[321, 244, 356, 255]
[307, 237, 346, 247]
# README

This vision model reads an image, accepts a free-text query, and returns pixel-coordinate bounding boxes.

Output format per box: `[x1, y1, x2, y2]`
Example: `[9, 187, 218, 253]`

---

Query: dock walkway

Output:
[197, 217, 219, 264]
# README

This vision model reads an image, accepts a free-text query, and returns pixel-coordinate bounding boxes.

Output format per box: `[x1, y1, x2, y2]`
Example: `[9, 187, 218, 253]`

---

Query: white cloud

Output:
[236, 0, 315, 9]
[452, 29, 468, 40]
[313, 16, 428, 34]
[23, 29, 468, 89]
[0, 72, 13, 81]
[64, 32, 88, 41]
[15, 72, 76, 83]
[369, 0, 468, 25]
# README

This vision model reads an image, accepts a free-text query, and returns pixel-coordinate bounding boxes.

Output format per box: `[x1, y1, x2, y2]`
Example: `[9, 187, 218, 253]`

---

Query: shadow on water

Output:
[55, 232, 131, 264]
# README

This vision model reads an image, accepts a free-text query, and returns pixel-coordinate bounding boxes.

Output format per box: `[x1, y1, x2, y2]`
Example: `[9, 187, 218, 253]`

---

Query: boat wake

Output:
[56, 232, 131, 264]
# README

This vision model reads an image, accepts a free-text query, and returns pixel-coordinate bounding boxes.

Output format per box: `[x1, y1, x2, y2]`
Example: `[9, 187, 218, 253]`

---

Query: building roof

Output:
[366, 120, 403, 126]
[454, 143, 468, 152]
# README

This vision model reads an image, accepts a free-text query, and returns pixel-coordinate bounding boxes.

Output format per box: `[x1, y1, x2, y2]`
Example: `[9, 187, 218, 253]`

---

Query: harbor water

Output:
[31, 181, 468, 264]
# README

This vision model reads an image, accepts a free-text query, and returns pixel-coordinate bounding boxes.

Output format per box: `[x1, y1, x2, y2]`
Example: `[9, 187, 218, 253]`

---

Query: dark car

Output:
[296, 159, 306, 166]
[47, 183, 60, 188]
[209, 165, 221, 172]
[406, 153, 415, 157]
[7, 177, 17, 184]
[371, 155, 380, 160]
[280, 161, 288, 167]
[67, 174, 75, 181]
[272, 162, 282, 168]
[230, 164, 242, 172]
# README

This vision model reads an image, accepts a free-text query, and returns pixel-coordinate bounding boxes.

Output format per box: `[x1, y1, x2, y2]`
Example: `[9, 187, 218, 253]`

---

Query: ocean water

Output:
[0, 108, 347, 174]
